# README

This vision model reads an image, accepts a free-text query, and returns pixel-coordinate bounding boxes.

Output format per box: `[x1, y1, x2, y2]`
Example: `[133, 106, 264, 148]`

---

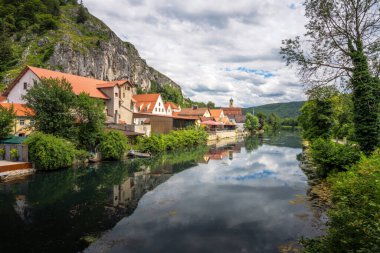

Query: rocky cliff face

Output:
[6, 5, 181, 92]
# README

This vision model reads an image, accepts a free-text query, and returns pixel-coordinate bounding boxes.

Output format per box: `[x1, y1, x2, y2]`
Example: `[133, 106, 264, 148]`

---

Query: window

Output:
[23, 82, 28, 90]
[159, 102, 161, 106]
[115, 93, 118, 97]
[30, 120, 35, 125]
[119, 101, 122, 107]
[127, 87, 131, 91]
[155, 108, 157, 112]
[19, 119, 25, 126]
[123, 93, 125, 98]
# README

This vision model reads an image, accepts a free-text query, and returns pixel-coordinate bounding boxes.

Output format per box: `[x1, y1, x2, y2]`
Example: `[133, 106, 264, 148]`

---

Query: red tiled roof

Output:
[133, 94, 160, 103]
[27, 66, 109, 99]
[221, 107, 243, 116]
[210, 109, 223, 119]
[178, 108, 209, 117]
[0, 103, 35, 117]
[165, 102, 178, 110]
[96, 80, 131, 88]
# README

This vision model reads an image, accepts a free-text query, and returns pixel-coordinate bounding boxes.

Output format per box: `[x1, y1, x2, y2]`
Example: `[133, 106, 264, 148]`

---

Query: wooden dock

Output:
[0, 161, 35, 181]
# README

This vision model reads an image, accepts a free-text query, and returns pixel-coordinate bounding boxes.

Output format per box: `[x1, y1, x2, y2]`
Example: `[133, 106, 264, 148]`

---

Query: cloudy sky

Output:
[85, 0, 307, 107]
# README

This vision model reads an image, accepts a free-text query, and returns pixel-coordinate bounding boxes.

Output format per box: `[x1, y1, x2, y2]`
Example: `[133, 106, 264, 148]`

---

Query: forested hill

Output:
[0, 0, 181, 94]
[243, 101, 305, 118]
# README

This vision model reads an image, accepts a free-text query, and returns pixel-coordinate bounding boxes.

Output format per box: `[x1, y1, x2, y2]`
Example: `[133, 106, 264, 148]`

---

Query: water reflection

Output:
[0, 149, 206, 253]
[86, 131, 322, 253]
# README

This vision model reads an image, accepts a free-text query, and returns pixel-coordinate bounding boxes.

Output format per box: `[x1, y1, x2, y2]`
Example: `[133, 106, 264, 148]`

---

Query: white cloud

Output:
[84, 0, 307, 107]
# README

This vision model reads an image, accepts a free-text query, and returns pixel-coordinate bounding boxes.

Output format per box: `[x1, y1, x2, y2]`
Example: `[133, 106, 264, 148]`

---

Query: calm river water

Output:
[0, 131, 323, 253]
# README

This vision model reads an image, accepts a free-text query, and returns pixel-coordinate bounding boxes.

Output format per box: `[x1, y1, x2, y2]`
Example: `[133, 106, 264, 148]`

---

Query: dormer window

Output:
[23, 82, 28, 90]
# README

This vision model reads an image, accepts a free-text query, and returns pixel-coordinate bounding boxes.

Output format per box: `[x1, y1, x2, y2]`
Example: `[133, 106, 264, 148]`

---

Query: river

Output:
[0, 131, 323, 253]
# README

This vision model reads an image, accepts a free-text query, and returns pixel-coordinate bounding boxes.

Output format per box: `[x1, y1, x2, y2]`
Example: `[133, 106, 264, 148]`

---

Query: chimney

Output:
[192, 105, 198, 110]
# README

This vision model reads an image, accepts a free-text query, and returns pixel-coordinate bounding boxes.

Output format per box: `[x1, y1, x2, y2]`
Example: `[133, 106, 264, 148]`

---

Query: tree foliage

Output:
[25, 132, 77, 170]
[23, 78, 78, 140]
[98, 131, 129, 160]
[281, 0, 380, 154]
[244, 113, 259, 133]
[76, 0, 87, 24]
[75, 92, 105, 151]
[0, 104, 15, 139]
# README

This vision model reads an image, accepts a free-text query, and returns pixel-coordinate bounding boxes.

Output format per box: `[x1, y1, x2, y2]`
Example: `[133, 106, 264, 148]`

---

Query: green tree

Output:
[256, 112, 266, 130]
[99, 131, 128, 160]
[0, 104, 15, 139]
[75, 93, 106, 151]
[206, 101, 215, 109]
[267, 113, 281, 131]
[281, 0, 380, 154]
[0, 33, 14, 74]
[23, 78, 77, 140]
[76, 0, 87, 24]
[244, 113, 259, 133]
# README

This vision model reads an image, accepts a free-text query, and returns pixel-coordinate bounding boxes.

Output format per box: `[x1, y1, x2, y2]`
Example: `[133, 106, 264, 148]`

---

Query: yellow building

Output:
[0, 103, 35, 136]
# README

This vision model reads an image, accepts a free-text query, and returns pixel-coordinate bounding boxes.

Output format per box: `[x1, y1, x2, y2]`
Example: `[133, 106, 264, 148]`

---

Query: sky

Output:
[84, 0, 307, 107]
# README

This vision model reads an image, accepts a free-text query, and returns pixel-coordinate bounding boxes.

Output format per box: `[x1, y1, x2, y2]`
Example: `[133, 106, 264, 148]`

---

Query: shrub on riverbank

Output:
[310, 138, 361, 178]
[98, 131, 129, 160]
[25, 132, 77, 170]
[302, 149, 380, 252]
[137, 127, 208, 153]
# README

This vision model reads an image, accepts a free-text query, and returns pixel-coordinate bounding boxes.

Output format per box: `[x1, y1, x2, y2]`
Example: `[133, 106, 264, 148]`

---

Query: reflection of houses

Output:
[0, 103, 35, 136]
[112, 166, 172, 209]
[202, 142, 244, 162]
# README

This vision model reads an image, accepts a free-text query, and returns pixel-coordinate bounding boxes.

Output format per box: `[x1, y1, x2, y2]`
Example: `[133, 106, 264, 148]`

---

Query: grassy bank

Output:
[302, 139, 380, 252]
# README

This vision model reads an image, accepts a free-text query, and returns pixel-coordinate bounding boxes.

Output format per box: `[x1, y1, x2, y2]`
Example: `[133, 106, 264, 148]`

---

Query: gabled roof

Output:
[165, 102, 179, 110]
[3, 66, 116, 100]
[210, 109, 224, 119]
[96, 80, 132, 89]
[0, 103, 35, 117]
[221, 107, 243, 116]
[164, 102, 172, 110]
[177, 108, 209, 117]
[133, 94, 161, 103]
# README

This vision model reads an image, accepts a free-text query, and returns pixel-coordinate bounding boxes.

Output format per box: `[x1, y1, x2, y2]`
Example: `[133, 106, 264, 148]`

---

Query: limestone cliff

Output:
[3, 5, 180, 92]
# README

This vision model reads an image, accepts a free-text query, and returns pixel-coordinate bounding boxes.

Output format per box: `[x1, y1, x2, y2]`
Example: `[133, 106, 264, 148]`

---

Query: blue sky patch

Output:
[226, 67, 274, 78]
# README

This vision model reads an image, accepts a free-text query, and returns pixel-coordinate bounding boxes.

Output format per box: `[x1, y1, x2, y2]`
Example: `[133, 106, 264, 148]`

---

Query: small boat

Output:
[128, 150, 152, 158]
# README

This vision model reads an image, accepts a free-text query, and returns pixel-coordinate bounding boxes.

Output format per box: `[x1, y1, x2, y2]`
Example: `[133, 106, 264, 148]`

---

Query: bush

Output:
[25, 132, 77, 170]
[137, 127, 208, 153]
[303, 149, 380, 252]
[10, 148, 18, 160]
[0, 148, 5, 159]
[98, 131, 128, 160]
[310, 138, 361, 178]
[313, 140, 361, 177]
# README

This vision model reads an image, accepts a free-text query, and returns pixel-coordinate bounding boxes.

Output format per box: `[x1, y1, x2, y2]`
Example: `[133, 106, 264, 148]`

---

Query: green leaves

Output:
[244, 113, 259, 133]
[98, 131, 129, 161]
[25, 132, 77, 170]
[0, 104, 15, 140]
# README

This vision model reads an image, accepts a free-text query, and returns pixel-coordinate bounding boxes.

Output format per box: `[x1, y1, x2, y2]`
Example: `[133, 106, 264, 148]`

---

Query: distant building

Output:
[221, 98, 246, 124]
[176, 106, 212, 121]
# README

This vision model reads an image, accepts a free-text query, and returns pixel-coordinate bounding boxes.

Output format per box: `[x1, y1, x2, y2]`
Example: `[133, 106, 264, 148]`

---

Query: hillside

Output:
[244, 101, 305, 118]
[0, 1, 180, 93]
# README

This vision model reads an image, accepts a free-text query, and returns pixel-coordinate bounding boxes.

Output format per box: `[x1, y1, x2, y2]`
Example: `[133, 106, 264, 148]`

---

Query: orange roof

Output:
[165, 102, 179, 109]
[210, 109, 223, 119]
[221, 107, 243, 116]
[27, 66, 110, 99]
[133, 94, 160, 102]
[96, 80, 131, 88]
[0, 95, 7, 102]
[178, 108, 209, 117]
[0, 103, 35, 117]
[164, 102, 172, 110]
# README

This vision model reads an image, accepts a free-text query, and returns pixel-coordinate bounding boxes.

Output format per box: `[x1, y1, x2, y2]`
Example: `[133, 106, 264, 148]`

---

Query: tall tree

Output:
[244, 113, 259, 133]
[23, 78, 77, 140]
[281, 0, 380, 153]
[76, 0, 87, 24]
[0, 104, 15, 139]
[75, 92, 105, 151]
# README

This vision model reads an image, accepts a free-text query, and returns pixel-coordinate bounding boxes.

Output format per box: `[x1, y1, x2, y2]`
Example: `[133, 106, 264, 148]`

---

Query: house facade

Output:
[221, 98, 246, 124]
[1, 66, 136, 125]
[0, 103, 35, 136]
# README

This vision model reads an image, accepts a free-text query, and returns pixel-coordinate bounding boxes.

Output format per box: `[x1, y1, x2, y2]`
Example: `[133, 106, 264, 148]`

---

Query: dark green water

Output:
[0, 131, 322, 253]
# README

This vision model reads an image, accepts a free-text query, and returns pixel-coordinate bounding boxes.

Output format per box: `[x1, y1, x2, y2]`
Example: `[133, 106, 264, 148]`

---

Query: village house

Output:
[175, 106, 212, 122]
[221, 98, 246, 124]
[165, 102, 181, 113]
[0, 103, 35, 136]
[1, 66, 136, 125]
